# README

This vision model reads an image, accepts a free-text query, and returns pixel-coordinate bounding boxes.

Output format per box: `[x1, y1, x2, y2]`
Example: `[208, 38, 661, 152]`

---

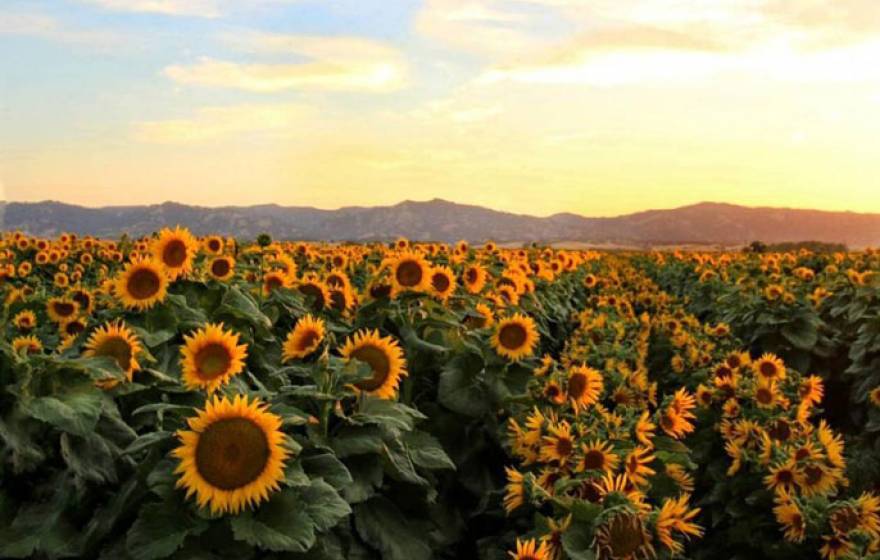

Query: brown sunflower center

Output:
[582, 449, 606, 471]
[759, 361, 778, 378]
[296, 329, 321, 351]
[465, 268, 478, 283]
[600, 514, 649, 558]
[803, 465, 823, 486]
[756, 387, 774, 405]
[432, 272, 451, 293]
[73, 292, 91, 309]
[370, 284, 391, 299]
[330, 290, 347, 312]
[53, 302, 76, 317]
[65, 321, 86, 336]
[127, 268, 161, 300]
[265, 274, 283, 292]
[96, 336, 133, 371]
[211, 258, 231, 277]
[299, 284, 326, 310]
[555, 437, 573, 457]
[775, 469, 794, 485]
[352, 344, 392, 392]
[195, 418, 270, 490]
[195, 343, 232, 379]
[208, 239, 221, 252]
[499, 323, 527, 350]
[162, 239, 188, 268]
[395, 260, 424, 287]
[568, 372, 587, 399]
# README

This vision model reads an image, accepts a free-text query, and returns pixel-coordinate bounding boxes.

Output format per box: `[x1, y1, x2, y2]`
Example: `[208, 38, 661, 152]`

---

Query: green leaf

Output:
[301, 479, 351, 531]
[331, 426, 385, 458]
[404, 431, 455, 471]
[353, 498, 432, 560]
[781, 319, 818, 350]
[217, 286, 272, 328]
[561, 521, 597, 560]
[126, 503, 206, 560]
[230, 488, 316, 552]
[301, 451, 353, 489]
[60, 432, 118, 484]
[22, 388, 103, 437]
[438, 363, 488, 417]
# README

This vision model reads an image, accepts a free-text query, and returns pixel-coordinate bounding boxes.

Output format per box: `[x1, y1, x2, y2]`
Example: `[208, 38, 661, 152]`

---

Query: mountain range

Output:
[2, 199, 880, 247]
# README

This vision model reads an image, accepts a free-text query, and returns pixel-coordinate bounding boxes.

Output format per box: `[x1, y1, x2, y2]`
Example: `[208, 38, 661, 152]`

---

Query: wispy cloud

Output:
[76, 0, 300, 18]
[0, 11, 123, 47]
[164, 34, 408, 92]
[134, 103, 312, 143]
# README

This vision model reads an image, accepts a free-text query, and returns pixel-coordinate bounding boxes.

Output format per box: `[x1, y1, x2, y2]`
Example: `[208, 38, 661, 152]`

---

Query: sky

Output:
[1, 0, 879, 217]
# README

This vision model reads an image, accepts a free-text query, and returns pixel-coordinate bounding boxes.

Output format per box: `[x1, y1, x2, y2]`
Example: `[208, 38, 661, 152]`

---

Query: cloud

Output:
[134, 103, 312, 143]
[76, 0, 300, 18]
[0, 11, 123, 47]
[164, 34, 408, 92]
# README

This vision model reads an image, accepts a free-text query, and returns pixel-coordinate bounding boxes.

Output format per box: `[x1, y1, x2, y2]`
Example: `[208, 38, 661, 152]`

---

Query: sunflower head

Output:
[593, 512, 655, 560]
[208, 256, 235, 281]
[492, 313, 539, 362]
[153, 226, 198, 279]
[12, 335, 43, 356]
[282, 315, 326, 362]
[429, 266, 456, 300]
[173, 394, 290, 514]
[391, 251, 431, 296]
[341, 329, 407, 399]
[115, 257, 169, 310]
[84, 320, 143, 380]
[47, 297, 80, 323]
[297, 280, 331, 312]
[181, 323, 248, 393]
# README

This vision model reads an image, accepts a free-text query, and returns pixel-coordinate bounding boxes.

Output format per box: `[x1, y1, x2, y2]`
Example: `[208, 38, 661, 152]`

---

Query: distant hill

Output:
[2, 199, 880, 247]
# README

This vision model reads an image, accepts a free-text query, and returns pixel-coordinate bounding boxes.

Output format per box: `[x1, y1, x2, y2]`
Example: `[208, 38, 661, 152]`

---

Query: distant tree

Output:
[747, 241, 767, 253]
[256, 233, 272, 248]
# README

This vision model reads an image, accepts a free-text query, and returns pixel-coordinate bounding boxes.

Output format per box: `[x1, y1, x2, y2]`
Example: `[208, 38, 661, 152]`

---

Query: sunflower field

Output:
[2, 229, 880, 560]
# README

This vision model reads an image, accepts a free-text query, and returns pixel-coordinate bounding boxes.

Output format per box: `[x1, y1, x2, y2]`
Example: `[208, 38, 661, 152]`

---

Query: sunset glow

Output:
[1, 0, 879, 216]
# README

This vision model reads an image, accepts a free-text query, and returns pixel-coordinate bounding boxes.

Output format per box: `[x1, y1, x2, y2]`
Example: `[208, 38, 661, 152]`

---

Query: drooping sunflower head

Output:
[297, 280, 331, 312]
[593, 511, 655, 560]
[341, 329, 407, 399]
[391, 251, 431, 295]
[153, 226, 198, 279]
[282, 315, 326, 362]
[115, 257, 169, 310]
[181, 323, 248, 393]
[12, 335, 43, 356]
[492, 313, 539, 362]
[262, 270, 292, 295]
[567, 365, 604, 410]
[13, 310, 37, 331]
[208, 256, 235, 281]
[83, 320, 143, 380]
[46, 297, 80, 323]
[61, 317, 87, 339]
[173, 394, 290, 515]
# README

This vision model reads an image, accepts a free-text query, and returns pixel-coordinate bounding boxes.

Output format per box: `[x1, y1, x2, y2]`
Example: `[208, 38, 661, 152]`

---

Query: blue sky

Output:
[1, 0, 879, 215]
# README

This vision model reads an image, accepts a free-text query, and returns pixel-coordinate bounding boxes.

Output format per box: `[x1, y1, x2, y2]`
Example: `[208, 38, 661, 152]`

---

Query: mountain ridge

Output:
[2, 199, 879, 247]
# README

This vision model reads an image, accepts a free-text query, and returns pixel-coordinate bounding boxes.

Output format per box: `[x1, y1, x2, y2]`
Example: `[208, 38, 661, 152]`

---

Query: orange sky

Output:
[1, 0, 879, 216]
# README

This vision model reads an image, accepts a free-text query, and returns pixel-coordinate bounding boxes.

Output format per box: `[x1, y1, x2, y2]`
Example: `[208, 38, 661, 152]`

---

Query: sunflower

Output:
[262, 270, 292, 295]
[462, 263, 488, 294]
[799, 375, 824, 407]
[492, 314, 539, 362]
[765, 460, 801, 493]
[509, 538, 550, 560]
[390, 251, 431, 296]
[753, 353, 786, 382]
[13, 310, 36, 331]
[800, 463, 841, 497]
[281, 315, 325, 362]
[203, 235, 224, 255]
[754, 379, 779, 409]
[655, 494, 703, 554]
[297, 280, 331, 312]
[173, 394, 290, 515]
[429, 266, 456, 300]
[773, 489, 806, 542]
[819, 534, 851, 560]
[566, 365, 603, 411]
[593, 512, 655, 560]
[208, 256, 235, 281]
[180, 323, 248, 393]
[464, 303, 494, 329]
[46, 297, 79, 323]
[61, 317, 87, 339]
[624, 446, 656, 487]
[503, 467, 525, 514]
[115, 257, 168, 310]
[635, 411, 656, 448]
[153, 226, 198, 279]
[341, 329, 407, 399]
[83, 321, 142, 381]
[576, 440, 618, 475]
[12, 335, 43, 355]
[539, 421, 575, 465]
[328, 285, 356, 313]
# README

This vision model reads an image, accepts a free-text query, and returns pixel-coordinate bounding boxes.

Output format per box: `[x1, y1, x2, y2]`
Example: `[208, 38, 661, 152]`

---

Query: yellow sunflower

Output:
[341, 329, 407, 399]
[203, 235, 224, 255]
[508, 538, 550, 560]
[46, 297, 79, 323]
[429, 266, 456, 301]
[173, 394, 290, 514]
[13, 310, 37, 331]
[115, 257, 169, 310]
[576, 440, 618, 476]
[208, 256, 235, 281]
[281, 315, 326, 362]
[462, 263, 488, 294]
[297, 280, 331, 312]
[753, 353, 786, 382]
[262, 270, 292, 295]
[180, 323, 248, 393]
[492, 314, 539, 362]
[153, 226, 198, 279]
[83, 321, 143, 381]
[390, 251, 431, 296]
[566, 365, 604, 411]
[12, 335, 43, 355]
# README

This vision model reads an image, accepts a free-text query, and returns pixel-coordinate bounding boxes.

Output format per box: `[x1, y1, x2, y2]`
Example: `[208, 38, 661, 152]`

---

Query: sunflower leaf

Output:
[230, 488, 316, 552]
